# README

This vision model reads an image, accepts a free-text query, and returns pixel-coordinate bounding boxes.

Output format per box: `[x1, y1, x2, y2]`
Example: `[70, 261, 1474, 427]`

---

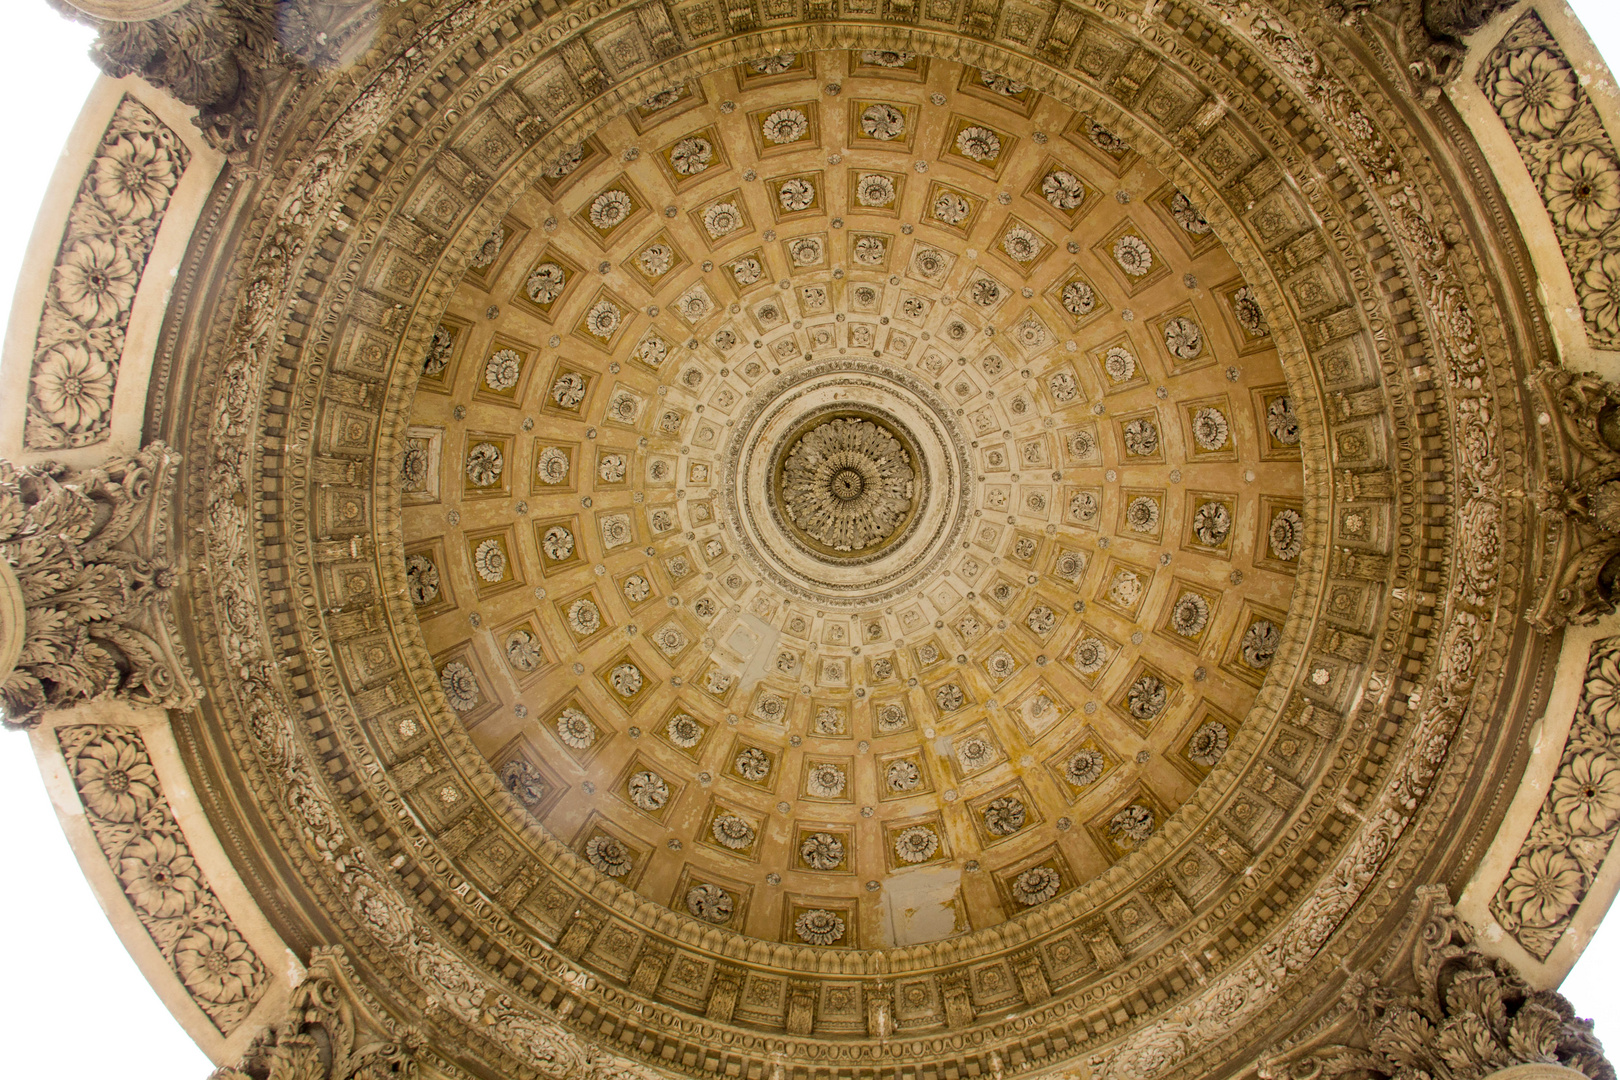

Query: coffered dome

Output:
[9, 4, 1620, 1080]
[405, 52, 1305, 950]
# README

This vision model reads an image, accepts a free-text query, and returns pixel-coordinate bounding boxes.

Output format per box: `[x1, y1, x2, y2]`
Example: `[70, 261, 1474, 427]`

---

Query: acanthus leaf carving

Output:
[0, 441, 198, 727]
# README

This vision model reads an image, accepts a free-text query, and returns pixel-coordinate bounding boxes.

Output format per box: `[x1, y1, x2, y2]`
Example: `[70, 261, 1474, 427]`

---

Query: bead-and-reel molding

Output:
[403, 50, 1304, 952]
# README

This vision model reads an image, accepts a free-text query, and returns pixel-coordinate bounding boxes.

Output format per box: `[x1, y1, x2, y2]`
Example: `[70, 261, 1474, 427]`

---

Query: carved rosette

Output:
[59, 724, 268, 1033]
[24, 96, 188, 450]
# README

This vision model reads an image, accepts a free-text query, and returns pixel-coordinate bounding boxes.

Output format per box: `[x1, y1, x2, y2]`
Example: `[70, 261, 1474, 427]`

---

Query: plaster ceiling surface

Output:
[28, 2, 1620, 1079]
[403, 52, 1304, 951]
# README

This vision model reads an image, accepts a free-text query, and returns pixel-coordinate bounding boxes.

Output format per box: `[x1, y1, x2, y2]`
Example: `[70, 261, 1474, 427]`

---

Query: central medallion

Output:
[774, 414, 917, 559]
[723, 361, 972, 607]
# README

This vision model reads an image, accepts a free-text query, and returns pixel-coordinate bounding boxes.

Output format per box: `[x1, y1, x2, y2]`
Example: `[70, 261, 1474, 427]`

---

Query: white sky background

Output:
[2, 3, 1620, 1076]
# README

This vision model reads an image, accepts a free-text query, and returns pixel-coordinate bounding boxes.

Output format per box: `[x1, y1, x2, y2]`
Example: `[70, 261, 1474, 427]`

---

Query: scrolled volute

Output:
[0, 441, 197, 727]
[210, 947, 420, 1080]
[1261, 890, 1613, 1080]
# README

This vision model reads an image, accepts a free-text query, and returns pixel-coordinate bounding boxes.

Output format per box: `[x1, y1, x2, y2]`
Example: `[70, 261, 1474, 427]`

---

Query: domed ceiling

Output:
[403, 51, 1303, 948]
[19, 3, 1620, 1080]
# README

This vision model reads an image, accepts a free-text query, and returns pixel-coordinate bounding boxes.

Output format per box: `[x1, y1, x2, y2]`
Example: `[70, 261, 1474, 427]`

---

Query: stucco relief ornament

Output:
[1264, 396, 1299, 445]
[1037, 169, 1084, 210]
[551, 373, 587, 409]
[1062, 280, 1096, 317]
[1103, 345, 1136, 382]
[535, 446, 569, 485]
[1073, 637, 1110, 675]
[609, 663, 643, 699]
[956, 126, 1002, 162]
[934, 192, 971, 225]
[1218, 291, 1265, 343]
[405, 555, 439, 606]
[984, 796, 1027, 836]
[732, 257, 763, 285]
[862, 50, 913, 67]
[1164, 316, 1204, 360]
[440, 662, 480, 713]
[484, 348, 521, 391]
[586, 835, 632, 877]
[1088, 121, 1129, 154]
[589, 190, 633, 230]
[566, 598, 602, 636]
[886, 759, 921, 792]
[423, 326, 455, 376]
[807, 763, 847, 798]
[1113, 235, 1154, 276]
[877, 702, 909, 733]
[1192, 407, 1230, 450]
[1170, 593, 1211, 637]
[1123, 418, 1160, 456]
[584, 300, 622, 340]
[670, 136, 714, 175]
[667, 713, 702, 749]
[1126, 496, 1161, 533]
[712, 813, 755, 850]
[1110, 804, 1155, 845]
[543, 143, 584, 179]
[1242, 621, 1281, 668]
[500, 759, 547, 807]
[1065, 749, 1105, 787]
[472, 539, 507, 582]
[763, 109, 809, 144]
[752, 53, 796, 74]
[1048, 372, 1078, 403]
[1002, 226, 1042, 263]
[1187, 721, 1229, 767]
[936, 683, 966, 712]
[1109, 571, 1145, 608]
[621, 575, 650, 604]
[856, 173, 895, 206]
[634, 335, 669, 368]
[853, 236, 887, 265]
[1027, 605, 1057, 635]
[800, 832, 844, 870]
[788, 237, 823, 267]
[1269, 508, 1305, 560]
[556, 707, 597, 749]
[894, 825, 939, 863]
[779, 178, 816, 211]
[734, 747, 771, 781]
[958, 736, 994, 770]
[526, 263, 566, 304]
[505, 630, 543, 672]
[1169, 191, 1212, 235]
[1012, 867, 1060, 906]
[1128, 676, 1167, 720]
[861, 103, 905, 140]
[638, 245, 673, 277]
[627, 770, 669, 811]
[541, 525, 575, 562]
[1193, 501, 1233, 546]
[796, 909, 845, 945]
[703, 202, 743, 238]
[686, 884, 733, 923]
[469, 225, 504, 269]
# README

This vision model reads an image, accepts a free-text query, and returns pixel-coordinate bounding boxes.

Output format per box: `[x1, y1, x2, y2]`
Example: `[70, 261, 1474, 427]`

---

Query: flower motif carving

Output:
[776, 416, 915, 556]
[1492, 637, 1620, 957]
[27, 97, 189, 449]
[59, 725, 267, 1032]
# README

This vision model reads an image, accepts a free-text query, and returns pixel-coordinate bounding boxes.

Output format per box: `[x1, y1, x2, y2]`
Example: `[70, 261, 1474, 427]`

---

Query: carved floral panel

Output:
[24, 95, 190, 449]
[56, 724, 267, 1032]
